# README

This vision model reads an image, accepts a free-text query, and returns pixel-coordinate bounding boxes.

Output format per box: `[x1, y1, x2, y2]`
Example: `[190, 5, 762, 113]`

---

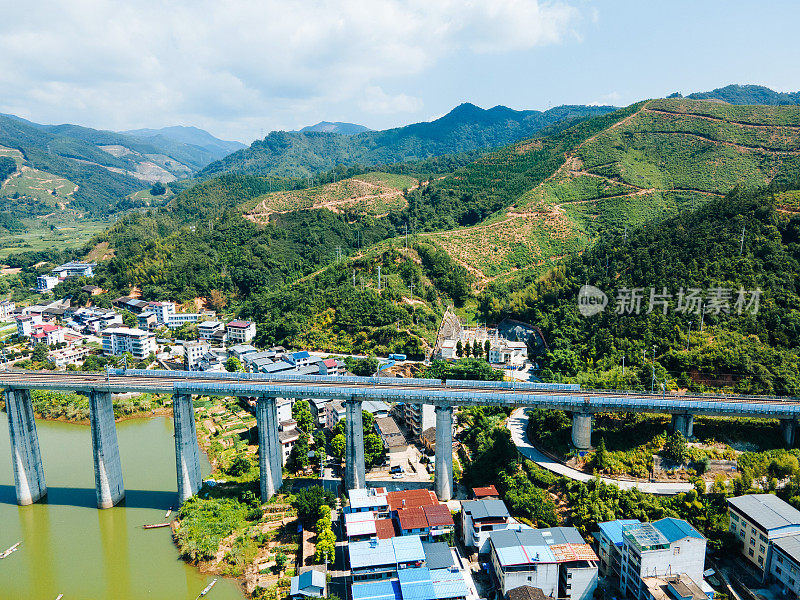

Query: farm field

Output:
[0, 215, 109, 260]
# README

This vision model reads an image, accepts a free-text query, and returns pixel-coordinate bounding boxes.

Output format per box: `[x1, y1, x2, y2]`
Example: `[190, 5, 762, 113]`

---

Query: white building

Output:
[36, 275, 59, 292]
[50, 345, 92, 367]
[198, 320, 225, 342]
[16, 314, 42, 337]
[148, 302, 176, 324]
[226, 320, 256, 344]
[51, 261, 95, 279]
[489, 340, 528, 366]
[279, 420, 300, 465]
[0, 301, 15, 321]
[399, 402, 435, 441]
[728, 494, 800, 581]
[167, 312, 201, 329]
[102, 327, 157, 360]
[461, 498, 513, 554]
[489, 527, 598, 600]
[29, 324, 65, 347]
[620, 519, 706, 600]
[183, 340, 210, 370]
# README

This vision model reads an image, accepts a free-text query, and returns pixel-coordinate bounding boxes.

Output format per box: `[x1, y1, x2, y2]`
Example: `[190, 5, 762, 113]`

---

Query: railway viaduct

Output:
[3, 369, 800, 508]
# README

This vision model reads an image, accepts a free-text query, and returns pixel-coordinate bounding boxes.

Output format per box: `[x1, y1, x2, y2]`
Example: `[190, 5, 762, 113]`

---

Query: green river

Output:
[0, 412, 245, 600]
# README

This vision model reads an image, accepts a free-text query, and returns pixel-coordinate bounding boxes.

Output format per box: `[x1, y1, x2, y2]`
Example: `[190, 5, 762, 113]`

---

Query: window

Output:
[760, 545, 766, 554]
[777, 568, 783, 576]
[790, 578, 795, 586]
[731, 513, 739, 522]
[759, 556, 764, 565]
[674, 547, 681, 555]
[749, 549, 755, 557]
[779, 556, 785, 564]
[751, 538, 756, 546]
[760, 534, 768, 543]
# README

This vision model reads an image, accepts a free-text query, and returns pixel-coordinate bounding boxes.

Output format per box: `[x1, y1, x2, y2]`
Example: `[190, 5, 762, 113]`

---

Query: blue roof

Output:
[654, 518, 704, 542]
[393, 535, 426, 564]
[293, 351, 310, 359]
[352, 580, 402, 600]
[596, 520, 641, 546]
[398, 568, 436, 600]
[349, 538, 396, 569]
[290, 570, 325, 596]
[429, 568, 469, 600]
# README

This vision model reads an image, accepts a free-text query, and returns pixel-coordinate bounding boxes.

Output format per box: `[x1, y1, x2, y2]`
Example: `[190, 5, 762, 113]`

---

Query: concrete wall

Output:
[173, 393, 203, 503]
[88, 390, 125, 508]
[5, 388, 47, 505]
[564, 564, 599, 600]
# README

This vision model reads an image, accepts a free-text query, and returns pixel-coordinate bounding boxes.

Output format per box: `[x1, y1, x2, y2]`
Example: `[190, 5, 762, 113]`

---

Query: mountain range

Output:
[198, 103, 617, 178]
[298, 121, 371, 135]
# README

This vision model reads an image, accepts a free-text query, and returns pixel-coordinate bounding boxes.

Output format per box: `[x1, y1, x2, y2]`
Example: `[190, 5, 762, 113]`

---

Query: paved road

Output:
[507, 408, 693, 495]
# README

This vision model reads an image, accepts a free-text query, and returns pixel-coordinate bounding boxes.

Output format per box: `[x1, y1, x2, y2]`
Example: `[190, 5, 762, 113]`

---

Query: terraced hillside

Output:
[243, 172, 418, 221]
[427, 98, 800, 282]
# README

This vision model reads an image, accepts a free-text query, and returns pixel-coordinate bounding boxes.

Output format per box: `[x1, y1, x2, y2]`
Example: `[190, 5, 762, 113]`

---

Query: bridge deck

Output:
[1, 369, 799, 419]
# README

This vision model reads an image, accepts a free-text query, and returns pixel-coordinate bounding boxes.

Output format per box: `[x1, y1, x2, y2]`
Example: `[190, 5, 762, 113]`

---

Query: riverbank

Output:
[0, 390, 172, 424]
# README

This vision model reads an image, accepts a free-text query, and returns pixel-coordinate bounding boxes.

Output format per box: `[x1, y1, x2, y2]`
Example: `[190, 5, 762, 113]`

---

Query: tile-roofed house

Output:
[472, 485, 499, 499]
[375, 518, 397, 539]
[363, 400, 391, 418]
[505, 587, 552, 600]
[421, 504, 455, 537]
[396, 507, 429, 536]
[420, 427, 437, 453]
[387, 489, 438, 512]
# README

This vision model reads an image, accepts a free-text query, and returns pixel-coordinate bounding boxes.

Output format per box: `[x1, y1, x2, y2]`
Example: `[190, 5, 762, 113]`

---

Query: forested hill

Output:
[0, 114, 243, 216]
[419, 98, 800, 282]
[481, 185, 800, 395]
[685, 84, 800, 105]
[197, 103, 616, 178]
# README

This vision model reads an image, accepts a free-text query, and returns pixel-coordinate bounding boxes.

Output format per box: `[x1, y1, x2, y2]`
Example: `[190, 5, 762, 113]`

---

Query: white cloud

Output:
[0, 0, 582, 141]
[359, 87, 423, 115]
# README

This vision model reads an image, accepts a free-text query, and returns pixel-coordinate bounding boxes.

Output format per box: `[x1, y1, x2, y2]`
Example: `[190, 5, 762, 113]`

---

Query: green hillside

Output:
[481, 185, 800, 395]
[425, 98, 800, 280]
[685, 84, 800, 105]
[198, 103, 616, 178]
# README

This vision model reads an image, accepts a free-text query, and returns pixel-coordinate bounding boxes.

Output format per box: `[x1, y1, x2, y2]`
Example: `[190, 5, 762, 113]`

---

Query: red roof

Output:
[374, 518, 397, 539]
[387, 489, 438, 511]
[227, 320, 252, 329]
[421, 503, 454, 527]
[323, 358, 337, 367]
[472, 485, 499, 498]
[396, 507, 428, 531]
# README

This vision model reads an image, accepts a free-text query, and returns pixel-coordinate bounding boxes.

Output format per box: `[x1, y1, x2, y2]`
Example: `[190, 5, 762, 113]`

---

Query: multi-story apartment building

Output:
[51, 261, 96, 279]
[182, 340, 210, 370]
[489, 527, 599, 600]
[728, 494, 800, 581]
[226, 320, 256, 344]
[595, 520, 641, 581]
[397, 402, 435, 441]
[620, 519, 706, 600]
[198, 320, 225, 342]
[461, 498, 513, 554]
[102, 327, 157, 360]
[0, 300, 15, 320]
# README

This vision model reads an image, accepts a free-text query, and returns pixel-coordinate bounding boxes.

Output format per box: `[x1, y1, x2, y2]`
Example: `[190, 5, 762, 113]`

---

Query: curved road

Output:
[507, 408, 693, 495]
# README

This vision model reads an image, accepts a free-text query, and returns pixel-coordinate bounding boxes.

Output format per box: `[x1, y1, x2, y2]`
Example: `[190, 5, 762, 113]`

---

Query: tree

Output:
[292, 400, 314, 433]
[32, 343, 49, 363]
[331, 433, 345, 458]
[473, 340, 482, 359]
[663, 431, 689, 464]
[463, 341, 471, 357]
[314, 527, 336, 563]
[484, 340, 491, 360]
[150, 181, 166, 196]
[120, 310, 138, 329]
[275, 551, 287, 572]
[456, 340, 463, 358]
[594, 438, 610, 472]
[226, 453, 252, 477]
[225, 356, 244, 372]
[348, 356, 378, 376]
[364, 433, 384, 467]
[292, 486, 336, 526]
[290, 435, 310, 471]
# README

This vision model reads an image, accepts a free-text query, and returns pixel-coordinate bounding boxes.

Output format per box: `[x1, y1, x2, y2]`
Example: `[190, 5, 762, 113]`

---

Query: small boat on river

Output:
[0, 542, 20, 559]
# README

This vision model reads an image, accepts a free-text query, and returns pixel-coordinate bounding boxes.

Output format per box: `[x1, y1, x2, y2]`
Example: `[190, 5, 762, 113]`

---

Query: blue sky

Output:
[1, 0, 797, 142]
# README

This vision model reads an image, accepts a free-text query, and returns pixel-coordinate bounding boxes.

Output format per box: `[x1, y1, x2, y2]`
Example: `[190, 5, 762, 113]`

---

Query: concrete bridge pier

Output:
[345, 397, 365, 490]
[173, 393, 203, 503]
[434, 405, 454, 501]
[671, 414, 694, 439]
[781, 419, 798, 448]
[257, 396, 283, 501]
[571, 412, 593, 450]
[5, 388, 47, 505]
[89, 390, 125, 509]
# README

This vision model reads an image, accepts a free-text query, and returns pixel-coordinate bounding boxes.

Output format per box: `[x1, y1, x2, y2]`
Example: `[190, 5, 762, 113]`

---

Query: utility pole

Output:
[409, 282, 414, 298]
[622, 355, 625, 376]
[700, 304, 706, 332]
[336, 246, 342, 263]
[686, 321, 693, 351]
[353, 271, 356, 289]
[405, 223, 408, 249]
[377, 265, 381, 291]
[651, 345, 656, 393]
